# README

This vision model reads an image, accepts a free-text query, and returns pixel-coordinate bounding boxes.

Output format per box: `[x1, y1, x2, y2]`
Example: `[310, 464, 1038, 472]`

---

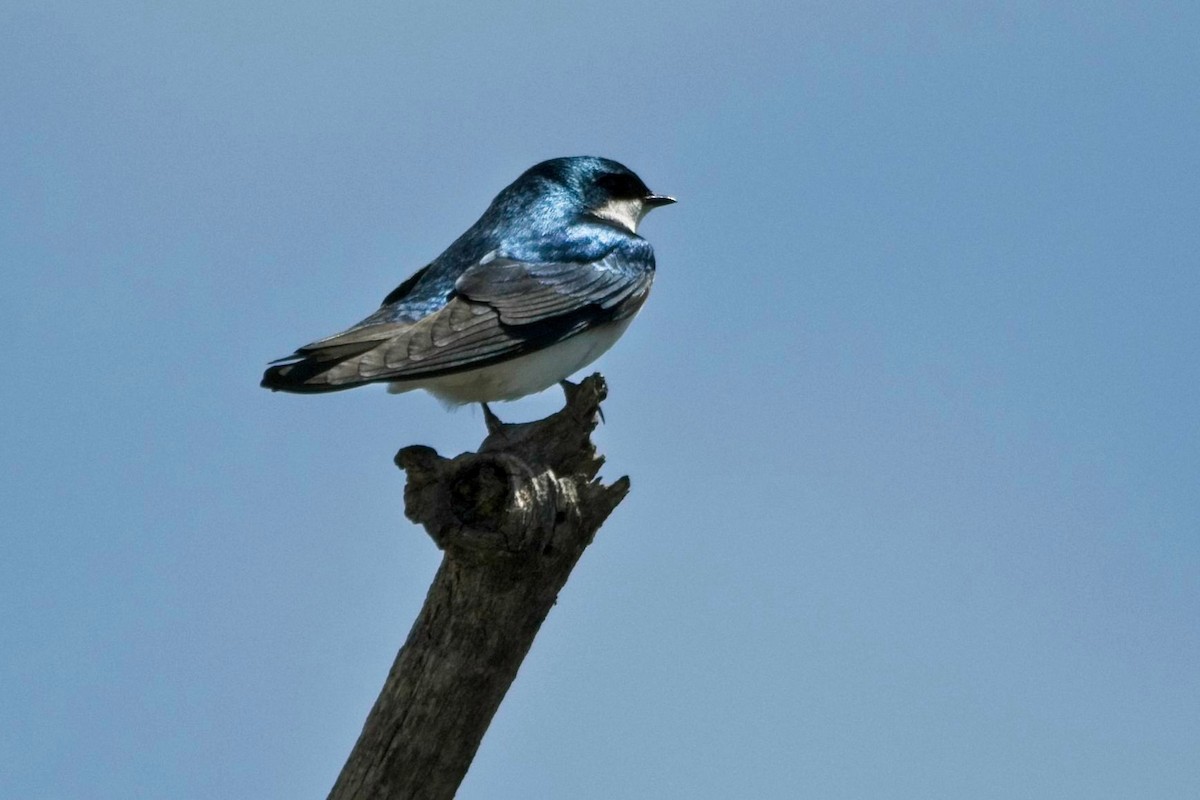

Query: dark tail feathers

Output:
[260, 342, 378, 393]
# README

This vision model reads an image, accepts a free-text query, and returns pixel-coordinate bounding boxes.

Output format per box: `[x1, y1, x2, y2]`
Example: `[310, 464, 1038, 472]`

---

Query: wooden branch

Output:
[328, 374, 630, 800]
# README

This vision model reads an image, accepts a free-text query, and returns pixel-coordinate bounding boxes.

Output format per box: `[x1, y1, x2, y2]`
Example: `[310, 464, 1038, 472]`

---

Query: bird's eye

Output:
[596, 172, 645, 199]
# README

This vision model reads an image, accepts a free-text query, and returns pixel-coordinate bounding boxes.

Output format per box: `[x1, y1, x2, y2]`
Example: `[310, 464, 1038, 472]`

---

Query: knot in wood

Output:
[448, 460, 512, 528]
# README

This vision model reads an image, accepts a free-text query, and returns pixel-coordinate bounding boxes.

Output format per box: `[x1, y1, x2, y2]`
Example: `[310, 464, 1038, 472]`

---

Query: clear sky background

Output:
[3, 3, 1198, 798]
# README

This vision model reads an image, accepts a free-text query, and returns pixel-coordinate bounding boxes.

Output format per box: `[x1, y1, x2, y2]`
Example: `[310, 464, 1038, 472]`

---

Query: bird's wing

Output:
[261, 248, 652, 392]
[453, 252, 651, 325]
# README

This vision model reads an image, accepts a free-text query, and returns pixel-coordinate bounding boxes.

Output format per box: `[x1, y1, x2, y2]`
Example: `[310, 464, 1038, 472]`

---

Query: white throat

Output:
[589, 198, 649, 234]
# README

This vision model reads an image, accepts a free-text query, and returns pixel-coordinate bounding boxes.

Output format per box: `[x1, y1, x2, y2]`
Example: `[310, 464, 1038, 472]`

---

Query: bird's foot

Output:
[481, 402, 506, 436]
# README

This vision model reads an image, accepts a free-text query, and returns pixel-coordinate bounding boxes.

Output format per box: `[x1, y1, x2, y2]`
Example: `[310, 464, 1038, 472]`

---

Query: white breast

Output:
[387, 315, 637, 405]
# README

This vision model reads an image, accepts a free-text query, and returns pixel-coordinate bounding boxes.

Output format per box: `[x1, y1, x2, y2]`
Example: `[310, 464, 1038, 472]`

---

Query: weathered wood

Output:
[328, 374, 629, 800]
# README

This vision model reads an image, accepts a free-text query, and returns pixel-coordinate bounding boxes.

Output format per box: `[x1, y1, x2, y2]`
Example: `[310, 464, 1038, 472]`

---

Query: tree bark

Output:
[328, 374, 629, 800]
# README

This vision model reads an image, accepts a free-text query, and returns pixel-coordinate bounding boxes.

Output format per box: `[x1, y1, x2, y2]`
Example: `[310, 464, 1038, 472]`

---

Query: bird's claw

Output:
[481, 402, 505, 436]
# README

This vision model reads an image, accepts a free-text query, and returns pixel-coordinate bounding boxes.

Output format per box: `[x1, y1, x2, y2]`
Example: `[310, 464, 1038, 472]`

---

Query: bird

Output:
[261, 156, 674, 423]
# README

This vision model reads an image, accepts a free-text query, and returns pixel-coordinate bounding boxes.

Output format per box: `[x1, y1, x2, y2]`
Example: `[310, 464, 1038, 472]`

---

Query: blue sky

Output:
[2, 2, 1198, 798]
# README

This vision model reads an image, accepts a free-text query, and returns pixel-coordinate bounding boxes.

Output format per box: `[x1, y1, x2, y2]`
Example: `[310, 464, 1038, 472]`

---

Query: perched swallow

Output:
[261, 157, 673, 415]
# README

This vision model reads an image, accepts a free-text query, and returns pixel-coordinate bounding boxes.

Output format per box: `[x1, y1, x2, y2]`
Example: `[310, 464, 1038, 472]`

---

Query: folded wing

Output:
[260, 248, 652, 393]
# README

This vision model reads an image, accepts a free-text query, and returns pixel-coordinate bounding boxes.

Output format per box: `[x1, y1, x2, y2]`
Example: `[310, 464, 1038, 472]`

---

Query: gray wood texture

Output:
[328, 375, 629, 800]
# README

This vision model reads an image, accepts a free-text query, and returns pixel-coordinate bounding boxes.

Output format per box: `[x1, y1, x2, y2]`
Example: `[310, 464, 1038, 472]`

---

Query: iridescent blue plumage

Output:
[261, 156, 673, 406]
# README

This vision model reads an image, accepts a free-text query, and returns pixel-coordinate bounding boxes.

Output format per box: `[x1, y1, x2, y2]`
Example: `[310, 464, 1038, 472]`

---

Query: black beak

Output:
[643, 193, 677, 207]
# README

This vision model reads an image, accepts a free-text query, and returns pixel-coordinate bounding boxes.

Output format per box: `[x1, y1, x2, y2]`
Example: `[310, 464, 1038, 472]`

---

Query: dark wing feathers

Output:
[454, 254, 648, 325]
[379, 264, 431, 306]
[260, 252, 651, 393]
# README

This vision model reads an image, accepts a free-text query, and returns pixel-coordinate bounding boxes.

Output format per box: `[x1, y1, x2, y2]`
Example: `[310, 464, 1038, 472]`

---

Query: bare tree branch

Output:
[328, 374, 629, 800]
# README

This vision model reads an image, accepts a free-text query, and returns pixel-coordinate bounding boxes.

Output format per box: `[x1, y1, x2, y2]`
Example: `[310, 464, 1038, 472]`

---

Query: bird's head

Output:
[519, 156, 675, 234]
